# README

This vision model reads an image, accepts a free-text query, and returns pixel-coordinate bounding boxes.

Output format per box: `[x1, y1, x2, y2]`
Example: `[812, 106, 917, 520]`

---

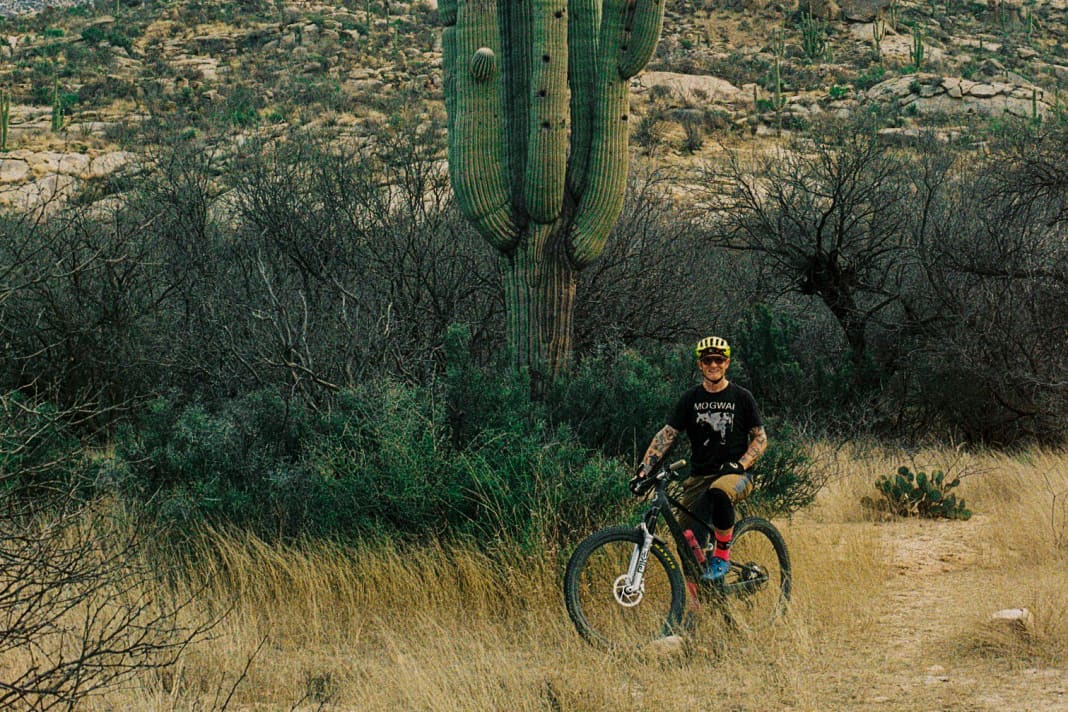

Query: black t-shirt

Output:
[667, 382, 763, 476]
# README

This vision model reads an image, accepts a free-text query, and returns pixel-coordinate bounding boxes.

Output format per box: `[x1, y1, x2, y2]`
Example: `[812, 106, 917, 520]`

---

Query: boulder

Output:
[637, 71, 746, 106]
[989, 608, 1035, 636]
[839, 0, 890, 22]
[89, 151, 135, 179]
[0, 158, 30, 183]
[807, 0, 841, 19]
[866, 74, 1052, 120]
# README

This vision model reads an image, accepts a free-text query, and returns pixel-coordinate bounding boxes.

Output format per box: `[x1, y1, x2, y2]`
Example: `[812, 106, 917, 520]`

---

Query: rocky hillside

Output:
[0, 0, 1066, 209]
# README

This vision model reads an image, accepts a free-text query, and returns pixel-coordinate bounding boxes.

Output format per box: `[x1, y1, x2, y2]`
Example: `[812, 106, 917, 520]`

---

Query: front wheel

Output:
[564, 526, 686, 649]
[716, 516, 791, 631]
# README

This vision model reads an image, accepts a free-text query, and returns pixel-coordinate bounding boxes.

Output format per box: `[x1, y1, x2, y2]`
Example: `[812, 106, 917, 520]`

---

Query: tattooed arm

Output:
[636, 425, 679, 476]
[738, 425, 768, 472]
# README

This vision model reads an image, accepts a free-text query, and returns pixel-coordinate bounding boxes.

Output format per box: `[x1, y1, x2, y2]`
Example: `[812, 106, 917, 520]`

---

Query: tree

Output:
[697, 116, 918, 378]
[906, 127, 1068, 441]
[440, 0, 666, 385]
[229, 122, 500, 395]
[0, 394, 215, 709]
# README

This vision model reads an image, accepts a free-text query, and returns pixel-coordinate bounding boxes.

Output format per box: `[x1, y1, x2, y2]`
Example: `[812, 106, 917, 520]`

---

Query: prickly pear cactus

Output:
[441, 0, 665, 380]
[870, 466, 972, 520]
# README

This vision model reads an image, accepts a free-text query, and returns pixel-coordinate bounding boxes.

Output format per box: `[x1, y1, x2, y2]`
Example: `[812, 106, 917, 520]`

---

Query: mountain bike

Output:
[564, 459, 791, 649]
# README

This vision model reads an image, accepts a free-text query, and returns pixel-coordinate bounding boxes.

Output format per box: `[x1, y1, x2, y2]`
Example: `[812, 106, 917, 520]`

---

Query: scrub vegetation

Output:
[1, 0, 1066, 708]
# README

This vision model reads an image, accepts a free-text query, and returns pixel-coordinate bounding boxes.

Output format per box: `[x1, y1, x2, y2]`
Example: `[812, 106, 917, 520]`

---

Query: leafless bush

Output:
[226, 118, 499, 395]
[0, 497, 216, 710]
[0, 388, 217, 709]
[695, 114, 921, 373]
[575, 167, 744, 351]
[908, 131, 1068, 442]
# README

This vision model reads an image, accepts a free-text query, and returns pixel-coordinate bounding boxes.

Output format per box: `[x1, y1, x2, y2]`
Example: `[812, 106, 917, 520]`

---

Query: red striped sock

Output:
[713, 531, 732, 561]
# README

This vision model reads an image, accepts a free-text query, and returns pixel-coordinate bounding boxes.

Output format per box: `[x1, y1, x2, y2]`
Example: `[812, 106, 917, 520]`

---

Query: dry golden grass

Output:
[12, 447, 1065, 711]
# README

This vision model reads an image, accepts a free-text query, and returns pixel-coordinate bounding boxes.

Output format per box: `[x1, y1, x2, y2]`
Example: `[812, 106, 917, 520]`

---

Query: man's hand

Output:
[716, 461, 746, 476]
[635, 462, 652, 479]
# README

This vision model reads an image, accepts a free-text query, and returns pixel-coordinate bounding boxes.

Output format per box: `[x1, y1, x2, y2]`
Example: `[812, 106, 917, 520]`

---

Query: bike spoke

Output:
[718, 520, 790, 632]
[571, 538, 680, 647]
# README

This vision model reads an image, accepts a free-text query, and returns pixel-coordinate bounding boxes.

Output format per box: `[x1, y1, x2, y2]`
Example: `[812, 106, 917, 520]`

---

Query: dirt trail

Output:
[845, 515, 1068, 711]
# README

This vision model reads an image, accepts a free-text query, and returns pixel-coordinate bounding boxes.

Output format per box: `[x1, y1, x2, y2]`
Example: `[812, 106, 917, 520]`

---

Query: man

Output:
[634, 335, 768, 585]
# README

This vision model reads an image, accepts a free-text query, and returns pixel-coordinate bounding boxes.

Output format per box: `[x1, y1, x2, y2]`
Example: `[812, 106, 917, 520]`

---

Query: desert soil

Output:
[835, 515, 1067, 711]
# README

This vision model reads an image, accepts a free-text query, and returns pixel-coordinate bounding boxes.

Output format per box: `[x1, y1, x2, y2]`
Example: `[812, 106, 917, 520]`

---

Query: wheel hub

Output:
[613, 574, 643, 607]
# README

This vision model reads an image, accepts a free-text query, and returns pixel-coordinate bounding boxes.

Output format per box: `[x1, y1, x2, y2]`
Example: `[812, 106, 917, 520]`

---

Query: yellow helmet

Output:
[694, 335, 731, 359]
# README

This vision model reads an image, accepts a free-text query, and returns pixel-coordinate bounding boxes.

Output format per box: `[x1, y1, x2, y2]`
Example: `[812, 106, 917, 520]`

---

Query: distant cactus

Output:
[799, 12, 827, 62]
[441, 0, 665, 380]
[864, 466, 972, 520]
[872, 15, 887, 64]
[1, 89, 10, 151]
[51, 80, 64, 132]
[910, 25, 925, 70]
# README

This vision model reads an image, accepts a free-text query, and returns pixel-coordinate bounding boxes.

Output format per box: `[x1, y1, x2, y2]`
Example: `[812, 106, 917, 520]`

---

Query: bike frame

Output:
[619, 471, 707, 592]
[624, 472, 768, 599]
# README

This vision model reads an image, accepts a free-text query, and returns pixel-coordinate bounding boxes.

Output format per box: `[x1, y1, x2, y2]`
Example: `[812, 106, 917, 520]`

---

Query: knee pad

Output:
[707, 488, 735, 531]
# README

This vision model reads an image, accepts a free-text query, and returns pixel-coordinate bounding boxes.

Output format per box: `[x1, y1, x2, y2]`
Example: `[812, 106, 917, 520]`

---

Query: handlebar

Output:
[628, 459, 687, 496]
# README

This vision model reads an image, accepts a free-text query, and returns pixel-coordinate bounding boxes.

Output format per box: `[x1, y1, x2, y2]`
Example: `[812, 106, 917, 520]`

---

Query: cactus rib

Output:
[442, 0, 664, 374]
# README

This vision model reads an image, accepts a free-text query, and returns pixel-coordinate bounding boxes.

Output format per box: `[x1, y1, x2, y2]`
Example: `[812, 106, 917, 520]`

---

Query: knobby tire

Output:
[717, 516, 791, 631]
[563, 526, 686, 650]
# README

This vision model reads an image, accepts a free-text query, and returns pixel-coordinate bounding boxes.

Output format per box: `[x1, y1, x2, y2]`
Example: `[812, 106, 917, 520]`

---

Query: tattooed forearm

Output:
[639, 425, 678, 471]
[739, 426, 768, 471]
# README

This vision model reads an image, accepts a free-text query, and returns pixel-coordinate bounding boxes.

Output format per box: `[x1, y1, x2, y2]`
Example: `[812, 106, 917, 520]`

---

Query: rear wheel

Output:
[716, 516, 791, 631]
[564, 526, 686, 649]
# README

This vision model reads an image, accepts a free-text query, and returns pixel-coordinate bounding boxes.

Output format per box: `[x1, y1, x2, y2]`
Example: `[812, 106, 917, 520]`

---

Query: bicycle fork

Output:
[614, 523, 655, 607]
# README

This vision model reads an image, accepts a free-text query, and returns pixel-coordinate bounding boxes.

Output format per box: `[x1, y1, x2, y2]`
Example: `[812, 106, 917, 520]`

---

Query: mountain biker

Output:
[634, 335, 768, 591]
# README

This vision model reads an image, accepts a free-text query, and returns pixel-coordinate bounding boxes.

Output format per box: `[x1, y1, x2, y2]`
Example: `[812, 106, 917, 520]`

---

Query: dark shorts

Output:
[679, 473, 752, 508]
[675, 473, 752, 534]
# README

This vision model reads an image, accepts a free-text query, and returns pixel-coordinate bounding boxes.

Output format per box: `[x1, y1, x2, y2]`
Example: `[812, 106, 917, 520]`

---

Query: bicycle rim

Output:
[719, 517, 791, 632]
[564, 526, 686, 649]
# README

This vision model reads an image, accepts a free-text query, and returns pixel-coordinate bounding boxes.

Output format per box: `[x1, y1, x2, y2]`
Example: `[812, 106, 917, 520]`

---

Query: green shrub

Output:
[828, 85, 850, 100]
[80, 25, 107, 44]
[745, 418, 828, 517]
[443, 324, 544, 448]
[545, 345, 684, 461]
[865, 466, 972, 520]
[109, 374, 632, 549]
[222, 85, 262, 127]
[854, 64, 886, 91]
[112, 390, 315, 530]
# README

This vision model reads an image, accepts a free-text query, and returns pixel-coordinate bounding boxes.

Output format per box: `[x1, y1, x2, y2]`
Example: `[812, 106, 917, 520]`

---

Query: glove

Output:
[716, 461, 746, 476]
[629, 475, 655, 496]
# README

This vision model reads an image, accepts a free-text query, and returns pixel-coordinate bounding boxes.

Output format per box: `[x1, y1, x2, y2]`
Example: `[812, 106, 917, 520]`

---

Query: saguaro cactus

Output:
[441, 0, 665, 381]
[1, 89, 10, 151]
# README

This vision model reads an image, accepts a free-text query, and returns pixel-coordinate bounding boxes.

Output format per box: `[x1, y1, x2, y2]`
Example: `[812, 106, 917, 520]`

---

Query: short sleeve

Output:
[667, 389, 690, 432]
[743, 388, 763, 429]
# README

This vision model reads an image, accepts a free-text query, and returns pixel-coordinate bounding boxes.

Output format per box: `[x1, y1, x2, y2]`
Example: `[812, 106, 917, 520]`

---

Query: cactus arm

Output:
[500, 0, 532, 218]
[442, 0, 519, 250]
[618, 0, 665, 79]
[523, 0, 569, 224]
[565, 0, 600, 199]
[568, 0, 632, 267]
[440, 0, 457, 26]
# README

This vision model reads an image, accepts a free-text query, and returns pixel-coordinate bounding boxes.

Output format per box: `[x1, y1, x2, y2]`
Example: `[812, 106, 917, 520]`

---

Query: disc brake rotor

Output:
[613, 574, 643, 607]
